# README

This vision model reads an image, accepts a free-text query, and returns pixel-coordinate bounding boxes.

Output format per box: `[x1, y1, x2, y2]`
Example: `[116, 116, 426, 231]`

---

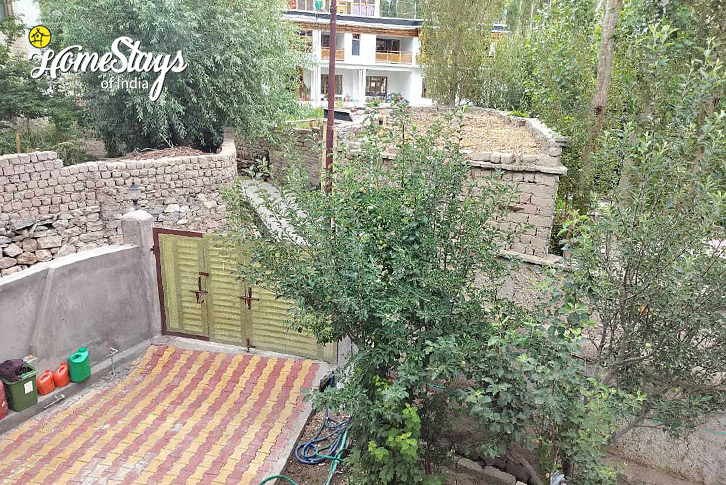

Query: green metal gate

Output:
[153, 228, 335, 362]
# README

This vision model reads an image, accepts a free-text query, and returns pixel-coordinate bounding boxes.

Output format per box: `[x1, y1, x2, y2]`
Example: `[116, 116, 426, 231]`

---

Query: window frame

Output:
[321, 74, 343, 96]
[365, 76, 388, 97]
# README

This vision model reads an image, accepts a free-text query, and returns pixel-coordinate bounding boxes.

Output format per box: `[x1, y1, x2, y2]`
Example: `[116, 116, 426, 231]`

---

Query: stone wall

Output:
[465, 110, 567, 260]
[0, 130, 237, 277]
[239, 109, 567, 261]
[237, 124, 324, 188]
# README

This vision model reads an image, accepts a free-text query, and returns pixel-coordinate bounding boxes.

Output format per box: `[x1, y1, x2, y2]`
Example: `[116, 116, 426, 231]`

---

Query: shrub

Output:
[225, 106, 623, 483]
[562, 40, 726, 443]
[0, 16, 83, 161]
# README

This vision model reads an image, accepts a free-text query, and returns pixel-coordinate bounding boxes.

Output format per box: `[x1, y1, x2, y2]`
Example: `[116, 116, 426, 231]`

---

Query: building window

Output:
[352, 34, 361, 56]
[291, 0, 327, 11]
[321, 74, 343, 96]
[298, 30, 313, 51]
[366, 76, 388, 97]
[352, 0, 375, 16]
[376, 38, 401, 54]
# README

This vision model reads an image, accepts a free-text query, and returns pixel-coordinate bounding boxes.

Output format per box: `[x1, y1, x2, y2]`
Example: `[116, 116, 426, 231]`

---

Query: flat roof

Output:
[284, 10, 423, 28]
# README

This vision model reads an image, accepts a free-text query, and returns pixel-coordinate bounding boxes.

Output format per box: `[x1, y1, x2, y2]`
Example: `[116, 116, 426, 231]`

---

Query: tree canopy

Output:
[40, 0, 305, 155]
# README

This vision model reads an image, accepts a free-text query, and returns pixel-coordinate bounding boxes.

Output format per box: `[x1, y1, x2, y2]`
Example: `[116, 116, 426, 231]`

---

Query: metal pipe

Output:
[325, 0, 338, 194]
[107, 347, 119, 377]
[43, 394, 65, 410]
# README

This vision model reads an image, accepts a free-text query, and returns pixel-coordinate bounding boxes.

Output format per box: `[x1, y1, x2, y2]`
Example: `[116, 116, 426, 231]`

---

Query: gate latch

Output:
[190, 272, 209, 304]
[239, 287, 260, 310]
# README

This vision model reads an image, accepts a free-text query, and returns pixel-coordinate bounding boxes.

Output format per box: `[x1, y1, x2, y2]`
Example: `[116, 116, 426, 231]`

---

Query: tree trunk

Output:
[578, 0, 623, 204]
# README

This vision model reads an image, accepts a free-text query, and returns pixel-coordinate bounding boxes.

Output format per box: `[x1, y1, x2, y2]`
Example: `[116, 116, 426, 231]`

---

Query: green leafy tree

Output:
[41, 0, 305, 155]
[0, 16, 81, 158]
[420, 0, 506, 104]
[380, 0, 422, 18]
[562, 39, 726, 442]
[225, 106, 622, 484]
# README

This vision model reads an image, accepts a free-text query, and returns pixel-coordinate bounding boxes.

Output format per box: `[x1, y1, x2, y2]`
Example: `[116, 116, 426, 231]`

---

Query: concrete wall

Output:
[0, 130, 237, 277]
[613, 414, 726, 484]
[0, 211, 159, 373]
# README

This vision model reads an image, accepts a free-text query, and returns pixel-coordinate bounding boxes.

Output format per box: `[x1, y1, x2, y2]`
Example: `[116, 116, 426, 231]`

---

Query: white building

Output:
[285, 1, 432, 107]
[1, 0, 42, 57]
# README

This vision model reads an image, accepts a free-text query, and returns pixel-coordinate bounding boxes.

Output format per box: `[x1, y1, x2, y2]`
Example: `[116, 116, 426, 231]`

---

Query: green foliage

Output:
[41, 0, 305, 156]
[0, 17, 84, 161]
[561, 40, 726, 441]
[469, 0, 726, 447]
[471, 0, 598, 206]
[420, 0, 506, 104]
[358, 403, 438, 485]
[380, 0, 422, 19]
[225, 106, 621, 483]
[285, 104, 324, 121]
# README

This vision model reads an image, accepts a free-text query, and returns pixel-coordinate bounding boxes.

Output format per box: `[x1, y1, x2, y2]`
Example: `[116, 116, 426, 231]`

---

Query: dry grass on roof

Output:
[104, 146, 205, 161]
[404, 109, 542, 155]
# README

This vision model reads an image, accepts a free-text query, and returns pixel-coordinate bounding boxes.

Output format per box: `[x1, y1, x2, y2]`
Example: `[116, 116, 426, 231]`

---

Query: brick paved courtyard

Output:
[0, 345, 323, 484]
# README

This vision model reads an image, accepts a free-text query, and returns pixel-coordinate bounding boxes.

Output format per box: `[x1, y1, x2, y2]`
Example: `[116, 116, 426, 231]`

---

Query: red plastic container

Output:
[0, 385, 7, 420]
[37, 370, 55, 395]
[53, 362, 70, 388]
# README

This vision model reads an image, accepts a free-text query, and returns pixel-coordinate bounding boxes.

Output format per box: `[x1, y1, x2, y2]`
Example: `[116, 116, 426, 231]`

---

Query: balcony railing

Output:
[321, 47, 345, 61]
[375, 51, 414, 65]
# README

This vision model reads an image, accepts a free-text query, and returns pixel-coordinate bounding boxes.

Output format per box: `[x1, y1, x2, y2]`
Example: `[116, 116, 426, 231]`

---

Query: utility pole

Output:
[325, 0, 338, 193]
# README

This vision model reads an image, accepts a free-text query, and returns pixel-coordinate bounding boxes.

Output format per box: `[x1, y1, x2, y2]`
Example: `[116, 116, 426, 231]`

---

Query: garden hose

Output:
[295, 407, 351, 465]
[256, 407, 351, 485]
[258, 475, 299, 484]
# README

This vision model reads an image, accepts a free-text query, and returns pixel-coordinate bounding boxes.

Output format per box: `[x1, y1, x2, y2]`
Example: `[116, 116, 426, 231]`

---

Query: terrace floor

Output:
[0, 344, 325, 485]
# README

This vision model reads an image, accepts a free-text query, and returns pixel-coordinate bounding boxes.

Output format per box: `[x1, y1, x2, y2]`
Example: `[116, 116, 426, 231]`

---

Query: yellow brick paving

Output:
[0, 347, 181, 483]
[0, 345, 321, 485]
[107, 354, 262, 483]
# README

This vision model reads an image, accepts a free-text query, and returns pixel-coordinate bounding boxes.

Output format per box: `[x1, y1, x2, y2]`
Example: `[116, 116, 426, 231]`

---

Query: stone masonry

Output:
[0, 130, 237, 277]
[241, 109, 567, 259]
[237, 123, 324, 189]
[465, 110, 567, 259]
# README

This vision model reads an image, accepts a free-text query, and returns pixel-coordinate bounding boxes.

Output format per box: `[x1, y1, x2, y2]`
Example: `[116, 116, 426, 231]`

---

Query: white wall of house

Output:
[2, 0, 42, 58]
[304, 27, 431, 107]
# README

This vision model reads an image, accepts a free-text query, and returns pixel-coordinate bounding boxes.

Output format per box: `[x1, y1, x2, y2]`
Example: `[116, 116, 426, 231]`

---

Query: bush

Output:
[562, 39, 726, 443]
[42, 0, 305, 156]
[225, 106, 623, 483]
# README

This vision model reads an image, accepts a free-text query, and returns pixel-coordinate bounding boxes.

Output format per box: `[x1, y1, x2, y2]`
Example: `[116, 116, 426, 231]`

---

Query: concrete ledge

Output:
[469, 160, 568, 175]
[0, 339, 150, 435]
[500, 249, 566, 268]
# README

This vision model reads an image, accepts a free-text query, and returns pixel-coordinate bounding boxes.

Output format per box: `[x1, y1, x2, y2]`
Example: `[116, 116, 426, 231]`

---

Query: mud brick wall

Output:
[0, 130, 237, 276]
[237, 125, 324, 188]
[465, 110, 567, 260]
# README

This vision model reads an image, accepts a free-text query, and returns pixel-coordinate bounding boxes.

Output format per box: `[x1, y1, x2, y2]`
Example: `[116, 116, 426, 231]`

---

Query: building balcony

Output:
[375, 51, 414, 64]
[321, 47, 345, 61]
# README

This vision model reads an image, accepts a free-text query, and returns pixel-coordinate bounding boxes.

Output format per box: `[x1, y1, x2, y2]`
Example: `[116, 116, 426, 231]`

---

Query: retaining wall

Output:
[0, 130, 237, 276]
[0, 211, 159, 374]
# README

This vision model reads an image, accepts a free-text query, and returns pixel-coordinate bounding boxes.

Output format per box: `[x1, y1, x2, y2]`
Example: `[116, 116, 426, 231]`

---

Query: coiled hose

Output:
[257, 407, 351, 485]
[295, 408, 351, 465]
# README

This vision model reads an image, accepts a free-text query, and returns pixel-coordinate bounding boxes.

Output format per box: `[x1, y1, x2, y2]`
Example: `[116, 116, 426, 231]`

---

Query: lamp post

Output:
[127, 181, 141, 208]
